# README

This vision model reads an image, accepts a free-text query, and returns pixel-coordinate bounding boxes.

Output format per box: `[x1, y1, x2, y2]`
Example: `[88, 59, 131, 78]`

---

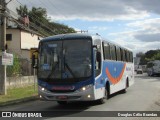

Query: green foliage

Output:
[152, 52, 160, 60]
[0, 85, 37, 104]
[139, 49, 160, 65]
[139, 55, 148, 65]
[7, 54, 21, 77]
[16, 5, 28, 17]
[16, 5, 76, 36]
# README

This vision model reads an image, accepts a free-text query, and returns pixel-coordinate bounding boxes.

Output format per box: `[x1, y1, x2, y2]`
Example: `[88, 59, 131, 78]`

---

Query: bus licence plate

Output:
[57, 96, 68, 100]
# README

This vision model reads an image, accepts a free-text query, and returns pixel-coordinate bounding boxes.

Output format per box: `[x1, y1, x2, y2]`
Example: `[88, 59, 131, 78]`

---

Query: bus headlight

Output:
[78, 84, 92, 92]
[39, 86, 48, 92]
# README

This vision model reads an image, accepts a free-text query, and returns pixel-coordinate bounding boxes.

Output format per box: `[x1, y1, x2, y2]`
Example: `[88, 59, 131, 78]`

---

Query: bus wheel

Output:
[57, 101, 67, 105]
[122, 79, 129, 93]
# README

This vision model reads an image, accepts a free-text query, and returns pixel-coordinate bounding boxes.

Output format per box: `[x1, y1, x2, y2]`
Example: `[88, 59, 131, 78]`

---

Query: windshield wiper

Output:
[47, 62, 59, 80]
[63, 53, 76, 79]
[64, 62, 76, 78]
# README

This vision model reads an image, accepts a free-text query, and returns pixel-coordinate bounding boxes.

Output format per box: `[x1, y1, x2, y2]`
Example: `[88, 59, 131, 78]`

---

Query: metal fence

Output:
[7, 58, 34, 77]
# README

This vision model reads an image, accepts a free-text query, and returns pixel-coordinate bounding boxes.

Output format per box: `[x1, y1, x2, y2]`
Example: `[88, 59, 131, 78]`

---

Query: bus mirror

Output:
[96, 51, 101, 62]
[32, 54, 37, 69]
[93, 45, 97, 49]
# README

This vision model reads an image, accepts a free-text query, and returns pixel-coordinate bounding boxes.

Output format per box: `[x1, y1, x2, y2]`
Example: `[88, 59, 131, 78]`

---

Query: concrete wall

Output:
[7, 29, 21, 52]
[6, 76, 37, 89]
[21, 30, 39, 50]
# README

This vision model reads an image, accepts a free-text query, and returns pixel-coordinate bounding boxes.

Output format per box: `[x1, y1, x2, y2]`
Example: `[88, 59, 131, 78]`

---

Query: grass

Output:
[0, 85, 38, 104]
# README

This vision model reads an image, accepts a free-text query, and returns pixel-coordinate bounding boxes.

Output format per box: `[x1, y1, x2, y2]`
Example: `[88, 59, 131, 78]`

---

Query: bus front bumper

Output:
[38, 85, 95, 101]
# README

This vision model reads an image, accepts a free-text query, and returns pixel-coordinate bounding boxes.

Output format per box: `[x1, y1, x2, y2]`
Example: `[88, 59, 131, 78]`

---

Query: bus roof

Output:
[40, 33, 132, 53]
[40, 33, 93, 42]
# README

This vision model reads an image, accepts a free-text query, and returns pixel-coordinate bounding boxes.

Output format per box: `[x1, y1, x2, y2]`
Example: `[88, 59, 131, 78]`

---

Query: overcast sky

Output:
[7, 0, 160, 56]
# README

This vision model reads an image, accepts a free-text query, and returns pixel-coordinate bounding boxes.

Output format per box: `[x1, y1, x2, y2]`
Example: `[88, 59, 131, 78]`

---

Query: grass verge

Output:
[0, 85, 38, 104]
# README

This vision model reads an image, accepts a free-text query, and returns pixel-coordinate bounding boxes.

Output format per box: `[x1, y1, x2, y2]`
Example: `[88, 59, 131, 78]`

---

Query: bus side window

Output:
[120, 48, 123, 61]
[125, 50, 128, 62]
[131, 52, 133, 62]
[103, 42, 110, 60]
[123, 49, 126, 62]
[127, 51, 130, 62]
[129, 52, 132, 62]
[96, 51, 101, 69]
[110, 44, 116, 61]
[130, 52, 133, 62]
[116, 46, 121, 61]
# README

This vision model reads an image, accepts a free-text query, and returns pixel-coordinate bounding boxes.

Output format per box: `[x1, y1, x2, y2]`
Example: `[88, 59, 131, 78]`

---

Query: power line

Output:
[6, 7, 50, 37]
[14, 0, 59, 35]
[47, 0, 69, 19]
[16, 0, 74, 34]
[6, 12, 47, 36]
[15, 0, 75, 33]
[6, 0, 75, 37]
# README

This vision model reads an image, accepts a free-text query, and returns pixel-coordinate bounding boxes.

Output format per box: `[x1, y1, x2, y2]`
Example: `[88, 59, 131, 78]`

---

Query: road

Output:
[0, 73, 160, 119]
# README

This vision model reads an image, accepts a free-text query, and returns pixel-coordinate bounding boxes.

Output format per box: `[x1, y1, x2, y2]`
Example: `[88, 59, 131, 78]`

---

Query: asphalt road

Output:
[0, 73, 160, 119]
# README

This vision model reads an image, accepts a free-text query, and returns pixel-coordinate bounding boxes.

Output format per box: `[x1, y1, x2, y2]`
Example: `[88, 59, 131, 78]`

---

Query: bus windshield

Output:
[38, 39, 92, 82]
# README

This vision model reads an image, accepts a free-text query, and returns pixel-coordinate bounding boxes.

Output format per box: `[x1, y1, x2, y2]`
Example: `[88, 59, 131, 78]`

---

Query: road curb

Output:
[0, 96, 39, 107]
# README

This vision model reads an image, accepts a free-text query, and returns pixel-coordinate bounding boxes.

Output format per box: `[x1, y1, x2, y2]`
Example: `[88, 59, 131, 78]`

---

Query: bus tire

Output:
[57, 101, 67, 105]
[106, 82, 110, 99]
[122, 79, 129, 93]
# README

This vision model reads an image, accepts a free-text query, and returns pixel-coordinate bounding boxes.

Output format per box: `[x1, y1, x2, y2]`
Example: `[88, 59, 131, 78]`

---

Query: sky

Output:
[7, 0, 160, 56]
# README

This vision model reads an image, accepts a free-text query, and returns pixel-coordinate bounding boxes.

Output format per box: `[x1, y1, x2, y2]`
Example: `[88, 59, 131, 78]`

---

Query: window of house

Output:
[6, 34, 12, 41]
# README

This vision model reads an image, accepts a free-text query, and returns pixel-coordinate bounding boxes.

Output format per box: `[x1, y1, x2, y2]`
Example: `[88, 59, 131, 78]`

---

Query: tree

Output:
[139, 49, 160, 65]
[152, 52, 160, 60]
[16, 5, 28, 17]
[146, 50, 159, 59]
[16, 5, 76, 36]
[139, 55, 147, 65]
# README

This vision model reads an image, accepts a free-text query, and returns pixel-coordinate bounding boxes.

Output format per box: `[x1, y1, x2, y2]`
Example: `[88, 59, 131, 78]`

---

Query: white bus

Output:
[32, 33, 134, 105]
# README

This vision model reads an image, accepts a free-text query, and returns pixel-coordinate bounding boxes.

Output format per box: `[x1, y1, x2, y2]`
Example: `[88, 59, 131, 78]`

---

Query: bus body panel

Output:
[94, 61, 134, 99]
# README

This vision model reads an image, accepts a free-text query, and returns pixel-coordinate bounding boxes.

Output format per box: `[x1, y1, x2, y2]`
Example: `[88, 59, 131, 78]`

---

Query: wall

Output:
[6, 76, 37, 89]
[21, 30, 39, 49]
[21, 30, 40, 60]
[6, 29, 21, 53]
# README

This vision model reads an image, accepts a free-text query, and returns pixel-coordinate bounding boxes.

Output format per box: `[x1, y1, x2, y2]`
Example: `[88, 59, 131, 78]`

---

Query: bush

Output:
[7, 54, 21, 77]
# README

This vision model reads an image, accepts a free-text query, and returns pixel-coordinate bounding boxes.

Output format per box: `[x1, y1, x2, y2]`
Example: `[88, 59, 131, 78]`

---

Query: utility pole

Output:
[0, 0, 7, 95]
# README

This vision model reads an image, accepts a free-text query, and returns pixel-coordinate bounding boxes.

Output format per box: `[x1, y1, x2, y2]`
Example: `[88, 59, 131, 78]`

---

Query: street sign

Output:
[2, 52, 13, 66]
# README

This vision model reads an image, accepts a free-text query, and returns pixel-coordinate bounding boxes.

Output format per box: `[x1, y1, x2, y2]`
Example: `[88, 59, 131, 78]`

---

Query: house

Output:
[6, 27, 43, 76]
[6, 27, 42, 60]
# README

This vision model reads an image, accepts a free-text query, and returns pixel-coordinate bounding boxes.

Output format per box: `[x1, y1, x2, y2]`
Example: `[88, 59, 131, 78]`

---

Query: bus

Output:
[32, 33, 134, 105]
